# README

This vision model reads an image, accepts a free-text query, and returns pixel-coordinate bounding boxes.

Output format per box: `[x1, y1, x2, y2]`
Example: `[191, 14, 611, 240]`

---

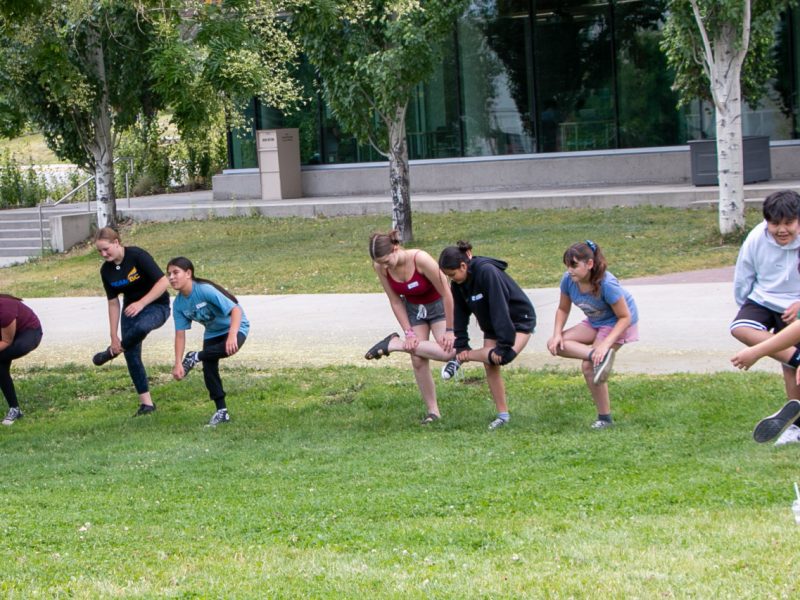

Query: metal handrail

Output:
[38, 156, 134, 255]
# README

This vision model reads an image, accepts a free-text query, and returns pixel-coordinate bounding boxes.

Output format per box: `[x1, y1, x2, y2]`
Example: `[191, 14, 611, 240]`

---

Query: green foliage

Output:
[145, 0, 303, 136]
[0, 150, 46, 208]
[662, 0, 793, 107]
[1, 366, 799, 596]
[292, 0, 467, 151]
[2, 205, 759, 297]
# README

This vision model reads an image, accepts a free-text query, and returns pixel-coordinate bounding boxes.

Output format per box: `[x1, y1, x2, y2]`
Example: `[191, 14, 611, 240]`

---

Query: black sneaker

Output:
[134, 403, 156, 417]
[92, 347, 118, 366]
[753, 399, 800, 443]
[207, 409, 230, 427]
[2, 407, 22, 426]
[182, 351, 200, 375]
[441, 359, 461, 380]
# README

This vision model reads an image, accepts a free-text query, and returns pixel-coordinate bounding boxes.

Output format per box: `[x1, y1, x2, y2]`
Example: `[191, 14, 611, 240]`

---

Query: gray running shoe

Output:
[208, 409, 230, 427]
[753, 399, 800, 443]
[488, 416, 508, 430]
[592, 348, 616, 385]
[590, 419, 614, 430]
[2, 407, 22, 426]
[182, 351, 200, 375]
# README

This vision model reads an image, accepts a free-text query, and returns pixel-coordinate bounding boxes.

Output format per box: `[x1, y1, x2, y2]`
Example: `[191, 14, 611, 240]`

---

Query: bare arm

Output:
[590, 297, 632, 366]
[225, 306, 243, 356]
[107, 298, 122, 354]
[546, 293, 572, 355]
[172, 329, 187, 380]
[124, 276, 169, 317]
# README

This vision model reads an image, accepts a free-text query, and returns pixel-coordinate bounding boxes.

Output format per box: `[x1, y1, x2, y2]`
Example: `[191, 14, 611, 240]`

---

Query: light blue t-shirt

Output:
[173, 281, 250, 340]
[559, 271, 638, 328]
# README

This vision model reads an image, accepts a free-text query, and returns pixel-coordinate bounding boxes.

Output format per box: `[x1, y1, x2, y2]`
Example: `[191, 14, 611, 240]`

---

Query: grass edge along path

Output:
[0, 365, 798, 597]
[2, 205, 759, 298]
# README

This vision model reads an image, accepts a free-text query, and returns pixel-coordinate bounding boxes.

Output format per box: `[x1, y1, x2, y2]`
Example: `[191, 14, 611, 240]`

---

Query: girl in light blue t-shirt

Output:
[166, 257, 249, 427]
[546, 241, 639, 429]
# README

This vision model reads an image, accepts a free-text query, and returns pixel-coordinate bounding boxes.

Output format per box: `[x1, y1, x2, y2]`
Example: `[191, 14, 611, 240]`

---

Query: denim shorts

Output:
[404, 297, 446, 327]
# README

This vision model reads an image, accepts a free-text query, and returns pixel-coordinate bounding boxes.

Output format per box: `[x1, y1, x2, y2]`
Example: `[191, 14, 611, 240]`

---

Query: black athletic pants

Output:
[0, 328, 43, 408]
[198, 332, 246, 410]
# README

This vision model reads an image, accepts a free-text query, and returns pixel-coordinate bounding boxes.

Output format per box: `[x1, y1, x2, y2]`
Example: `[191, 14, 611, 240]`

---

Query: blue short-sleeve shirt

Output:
[173, 282, 250, 339]
[559, 271, 638, 328]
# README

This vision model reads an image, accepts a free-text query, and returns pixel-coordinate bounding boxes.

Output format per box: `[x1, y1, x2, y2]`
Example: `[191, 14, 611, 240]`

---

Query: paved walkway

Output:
[15, 269, 767, 377]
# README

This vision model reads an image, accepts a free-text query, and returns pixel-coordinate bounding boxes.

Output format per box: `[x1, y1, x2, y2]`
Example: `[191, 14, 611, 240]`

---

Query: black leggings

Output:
[198, 332, 246, 410]
[0, 328, 43, 409]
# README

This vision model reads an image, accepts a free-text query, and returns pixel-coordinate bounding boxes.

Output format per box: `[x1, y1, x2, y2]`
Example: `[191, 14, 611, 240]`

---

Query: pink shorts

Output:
[580, 319, 639, 344]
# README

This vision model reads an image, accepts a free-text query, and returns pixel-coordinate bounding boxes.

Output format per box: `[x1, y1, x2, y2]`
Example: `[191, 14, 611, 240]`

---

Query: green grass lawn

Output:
[4, 205, 759, 297]
[2, 365, 798, 597]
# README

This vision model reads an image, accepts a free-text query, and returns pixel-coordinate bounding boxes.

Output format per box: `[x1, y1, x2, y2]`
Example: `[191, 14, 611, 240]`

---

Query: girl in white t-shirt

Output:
[547, 241, 639, 429]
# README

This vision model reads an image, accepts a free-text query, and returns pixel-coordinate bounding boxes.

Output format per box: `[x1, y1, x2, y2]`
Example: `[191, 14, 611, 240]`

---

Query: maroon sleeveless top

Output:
[386, 252, 441, 304]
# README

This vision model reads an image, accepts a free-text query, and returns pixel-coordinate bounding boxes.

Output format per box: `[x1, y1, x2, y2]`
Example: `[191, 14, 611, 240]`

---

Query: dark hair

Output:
[94, 227, 121, 244]
[438, 240, 473, 270]
[563, 240, 607, 296]
[166, 257, 238, 303]
[762, 190, 800, 223]
[0, 293, 22, 302]
[369, 230, 402, 260]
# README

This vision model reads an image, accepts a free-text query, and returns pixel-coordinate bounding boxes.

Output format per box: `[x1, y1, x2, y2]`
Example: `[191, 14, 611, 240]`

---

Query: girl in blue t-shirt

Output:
[166, 257, 250, 427]
[546, 241, 639, 429]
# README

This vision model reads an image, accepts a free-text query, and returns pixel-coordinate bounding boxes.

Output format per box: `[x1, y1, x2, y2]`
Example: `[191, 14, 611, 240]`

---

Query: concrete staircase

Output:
[0, 209, 50, 267]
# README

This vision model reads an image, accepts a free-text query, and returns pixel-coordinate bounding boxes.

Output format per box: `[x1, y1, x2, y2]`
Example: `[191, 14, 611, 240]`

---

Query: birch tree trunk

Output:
[711, 28, 746, 235]
[86, 25, 117, 229]
[387, 104, 412, 242]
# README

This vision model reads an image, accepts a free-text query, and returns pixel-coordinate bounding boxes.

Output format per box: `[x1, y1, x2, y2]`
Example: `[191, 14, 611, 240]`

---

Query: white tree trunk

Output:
[388, 104, 412, 242]
[711, 30, 746, 235]
[86, 24, 116, 229]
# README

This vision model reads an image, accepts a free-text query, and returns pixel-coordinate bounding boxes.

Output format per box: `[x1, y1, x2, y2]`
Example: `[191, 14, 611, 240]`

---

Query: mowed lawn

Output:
[2, 205, 761, 298]
[1, 365, 798, 597]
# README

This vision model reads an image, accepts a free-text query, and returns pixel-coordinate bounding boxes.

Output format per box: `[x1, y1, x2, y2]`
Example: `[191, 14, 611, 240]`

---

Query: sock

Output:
[597, 413, 613, 423]
[497, 411, 510, 422]
[787, 348, 800, 368]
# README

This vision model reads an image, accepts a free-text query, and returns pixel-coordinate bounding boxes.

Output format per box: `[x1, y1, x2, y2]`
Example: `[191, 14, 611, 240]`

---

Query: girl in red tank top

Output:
[364, 231, 458, 424]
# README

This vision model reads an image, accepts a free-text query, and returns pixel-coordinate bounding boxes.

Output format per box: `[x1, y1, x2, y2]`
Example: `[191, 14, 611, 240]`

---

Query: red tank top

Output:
[386, 252, 441, 304]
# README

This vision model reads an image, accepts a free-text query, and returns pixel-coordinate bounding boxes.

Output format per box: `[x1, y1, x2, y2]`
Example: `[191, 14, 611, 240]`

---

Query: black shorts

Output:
[730, 300, 791, 335]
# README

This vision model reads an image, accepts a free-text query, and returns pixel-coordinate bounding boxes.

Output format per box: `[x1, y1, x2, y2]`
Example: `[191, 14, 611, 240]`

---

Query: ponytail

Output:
[438, 240, 473, 270]
[166, 257, 238, 304]
[563, 240, 607, 296]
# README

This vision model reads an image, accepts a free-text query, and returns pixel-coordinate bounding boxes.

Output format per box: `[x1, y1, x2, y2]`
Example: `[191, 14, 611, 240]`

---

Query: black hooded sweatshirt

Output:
[451, 256, 536, 352]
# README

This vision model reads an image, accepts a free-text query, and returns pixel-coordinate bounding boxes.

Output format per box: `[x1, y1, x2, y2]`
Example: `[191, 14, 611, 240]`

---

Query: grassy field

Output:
[0, 131, 60, 164]
[1, 365, 798, 597]
[3, 205, 760, 297]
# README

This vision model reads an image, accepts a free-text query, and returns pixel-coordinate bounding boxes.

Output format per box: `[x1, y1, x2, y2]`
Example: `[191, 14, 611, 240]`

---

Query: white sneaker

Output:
[441, 359, 461, 380]
[774, 424, 800, 446]
[753, 399, 800, 443]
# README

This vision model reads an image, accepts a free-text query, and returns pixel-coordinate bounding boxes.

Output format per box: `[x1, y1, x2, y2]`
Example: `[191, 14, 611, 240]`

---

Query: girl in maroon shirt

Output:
[365, 231, 457, 424]
[0, 294, 43, 426]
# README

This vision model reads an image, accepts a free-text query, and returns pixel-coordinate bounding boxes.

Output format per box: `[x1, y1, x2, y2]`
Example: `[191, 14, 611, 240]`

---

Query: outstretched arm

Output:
[731, 320, 800, 370]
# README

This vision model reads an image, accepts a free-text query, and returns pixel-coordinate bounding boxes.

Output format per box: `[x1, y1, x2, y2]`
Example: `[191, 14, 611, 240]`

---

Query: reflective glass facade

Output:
[229, 2, 800, 169]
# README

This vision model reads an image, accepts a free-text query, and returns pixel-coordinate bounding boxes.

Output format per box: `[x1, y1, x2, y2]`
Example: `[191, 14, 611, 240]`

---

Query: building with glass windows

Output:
[214, 1, 800, 199]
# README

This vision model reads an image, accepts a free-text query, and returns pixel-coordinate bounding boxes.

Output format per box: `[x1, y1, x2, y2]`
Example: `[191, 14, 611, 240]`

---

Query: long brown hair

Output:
[563, 240, 607, 296]
[166, 257, 238, 303]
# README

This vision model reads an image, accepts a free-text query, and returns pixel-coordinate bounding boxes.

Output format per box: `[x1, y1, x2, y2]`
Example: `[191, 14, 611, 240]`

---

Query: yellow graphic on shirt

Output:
[128, 267, 140, 283]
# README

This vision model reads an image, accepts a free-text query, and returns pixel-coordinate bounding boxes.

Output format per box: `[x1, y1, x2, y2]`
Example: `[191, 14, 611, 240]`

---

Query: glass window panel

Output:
[458, 1, 535, 157]
[534, 0, 615, 152]
[228, 98, 257, 169]
[614, 0, 682, 147]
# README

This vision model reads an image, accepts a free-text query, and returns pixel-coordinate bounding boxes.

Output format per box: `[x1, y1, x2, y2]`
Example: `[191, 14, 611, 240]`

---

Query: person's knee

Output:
[410, 355, 428, 370]
[489, 346, 517, 366]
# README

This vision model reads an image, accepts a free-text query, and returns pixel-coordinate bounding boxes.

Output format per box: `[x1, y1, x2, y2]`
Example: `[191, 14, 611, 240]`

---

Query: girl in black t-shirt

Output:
[93, 227, 170, 416]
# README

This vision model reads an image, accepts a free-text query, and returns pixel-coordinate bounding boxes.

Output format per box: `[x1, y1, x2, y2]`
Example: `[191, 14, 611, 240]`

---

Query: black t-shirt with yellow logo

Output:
[100, 246, 170, 308]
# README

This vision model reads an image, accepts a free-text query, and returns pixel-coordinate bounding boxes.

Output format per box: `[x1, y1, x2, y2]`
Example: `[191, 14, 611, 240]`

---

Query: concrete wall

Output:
[212, 142, 800, 201]
[49, 212, 95, 253]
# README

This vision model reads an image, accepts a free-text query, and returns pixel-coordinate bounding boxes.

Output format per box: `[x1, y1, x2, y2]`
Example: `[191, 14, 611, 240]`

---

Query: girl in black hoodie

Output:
[438, 241, 536, 429]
